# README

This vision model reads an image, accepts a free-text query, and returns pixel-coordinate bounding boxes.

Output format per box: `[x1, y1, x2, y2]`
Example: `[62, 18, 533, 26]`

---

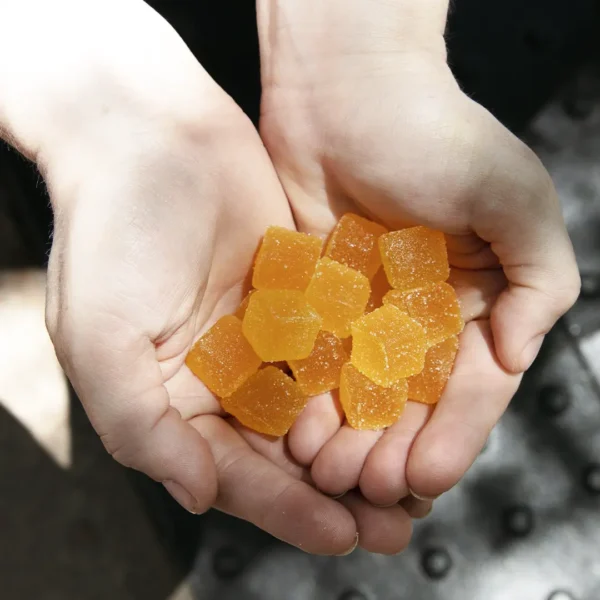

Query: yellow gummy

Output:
[288, 330, 349, 396]
[305, 257, 371, 338]
[221, 366, 308, 436]
[252, 226, 322, 291]
[351, 304, 426, 386]
[340, 363, 408, 430]
[408, 335, 459, 404]
[383, 281, 464, 347]
[324, 213, 388, 280]
[242, 289, 322, 361]
[379, 226, 449, 290]
[185, 315, 262, 397]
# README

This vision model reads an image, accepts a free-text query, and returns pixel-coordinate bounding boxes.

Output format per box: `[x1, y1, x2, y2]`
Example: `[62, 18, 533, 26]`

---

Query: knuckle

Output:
[556, 272, 582, 311]
[410, 440, 465, 496]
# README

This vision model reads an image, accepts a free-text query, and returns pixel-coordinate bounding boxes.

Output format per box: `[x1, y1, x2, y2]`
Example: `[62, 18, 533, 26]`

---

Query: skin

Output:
[257, 0, 581, 508]
[0, 0, 580, 555]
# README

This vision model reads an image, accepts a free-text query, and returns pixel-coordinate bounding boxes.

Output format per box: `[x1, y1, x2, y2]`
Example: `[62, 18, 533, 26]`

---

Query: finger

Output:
[407, 320, 521, 499]
[448, 267, 507, 322]
[445, 233, 499, 270]
[231, 419, 309, 482]
[468, 107, 580, 372]
[358, 402, 432, 506]
[287, 392, 344, 466]
[399, 495, 433, 519]
[192, 414, 358, 555]
[339, 491, 413, 555]
[312, 425, 383, 497]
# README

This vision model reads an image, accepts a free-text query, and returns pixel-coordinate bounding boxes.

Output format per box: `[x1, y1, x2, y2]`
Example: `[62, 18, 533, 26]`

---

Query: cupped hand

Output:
[1, 0, 415, 555]
[258, 0, 580, 506]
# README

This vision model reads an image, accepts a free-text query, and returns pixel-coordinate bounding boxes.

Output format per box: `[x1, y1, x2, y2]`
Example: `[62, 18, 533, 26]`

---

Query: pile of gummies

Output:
[186, 214, 464, 436]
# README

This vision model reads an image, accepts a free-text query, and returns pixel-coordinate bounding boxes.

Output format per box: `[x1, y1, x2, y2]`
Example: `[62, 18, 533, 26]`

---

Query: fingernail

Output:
[336, 532, 359, 556]
[521, 334, 545, 371]
[408, 488, 437, 502]
[372, 502, 397, 508]
[163, 480, 198, 514]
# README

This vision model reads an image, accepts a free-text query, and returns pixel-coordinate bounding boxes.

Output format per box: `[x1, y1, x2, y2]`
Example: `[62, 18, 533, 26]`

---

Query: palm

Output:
[260, 66, 523, 503]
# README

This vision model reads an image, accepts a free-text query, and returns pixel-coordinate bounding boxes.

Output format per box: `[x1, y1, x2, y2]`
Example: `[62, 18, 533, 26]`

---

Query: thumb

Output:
[469, 109, 580, 372]
[49, 312, 218, 514]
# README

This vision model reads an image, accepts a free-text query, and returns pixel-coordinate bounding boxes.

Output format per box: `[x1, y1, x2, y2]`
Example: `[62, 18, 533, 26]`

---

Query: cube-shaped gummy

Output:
[305, 257, 370, 338]
[379, 226, 449, 290]
[221, 366, 308, 436]
[288, 330, 348, 396]
[252, 226, 322, 291]
[242, 289, 322, 361]
[185, 315, 262, 397]
[383, 281, 463, 347]
[324, 213, 387, 280]
[351, 304, 426, 386]
[340, 363, 408, 430]
[408, 335, 459, 404]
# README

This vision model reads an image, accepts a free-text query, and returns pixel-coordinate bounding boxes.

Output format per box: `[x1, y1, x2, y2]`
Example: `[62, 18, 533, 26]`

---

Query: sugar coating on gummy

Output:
[408, 335, 459, 404]
[221, 366, 308, 436]
[324, 213, 388, 280]
[252, 226, 323, 291]
[242, 289, 322, 361]
[351, 304, 426, 386]
[305, 257, 371, 338]
[383, 281, 464, 347]
[379, 226, 449, 290]
[340, 363, 408, 430]
[288, 330, 349, 396]
[185, 315, 262, 398]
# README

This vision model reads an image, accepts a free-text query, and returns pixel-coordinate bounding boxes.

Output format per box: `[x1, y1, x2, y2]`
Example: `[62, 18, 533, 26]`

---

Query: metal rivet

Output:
[502, 505, 534, 537]
[421, 547, 452, 579]
[583, 464, 600, 495]
[547, 591, 575, 600]
[538, 385, 570, 417]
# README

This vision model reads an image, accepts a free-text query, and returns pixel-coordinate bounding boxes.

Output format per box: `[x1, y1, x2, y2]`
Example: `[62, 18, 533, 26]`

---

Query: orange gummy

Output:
[252, 226, 322, 291]
[305, 257, 370, 338]
[383, 281, 464, 347]
[340, 363, 408, 430]
[288, 330, 349, 396]
[351, 304, 426, 386]
[324, 213, 388, 280]
[242, 289, 322, 361]
[234, 290, 255, 320]
[408, 335, 459, 404]
[366, 268, 391, 313]
[221, 366, 308, 436]
[379, 226, 449, 290]
[185, 315, 261, 397]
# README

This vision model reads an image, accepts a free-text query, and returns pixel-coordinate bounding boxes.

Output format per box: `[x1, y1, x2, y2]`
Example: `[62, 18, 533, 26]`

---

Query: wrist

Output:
[257, 0, 449, 89]
[0, 0, 228, 172]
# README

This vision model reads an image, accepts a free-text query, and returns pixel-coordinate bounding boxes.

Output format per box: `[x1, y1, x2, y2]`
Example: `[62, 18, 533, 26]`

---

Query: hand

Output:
[258, 0, 580, 507]
[1, 0, 415, 555]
